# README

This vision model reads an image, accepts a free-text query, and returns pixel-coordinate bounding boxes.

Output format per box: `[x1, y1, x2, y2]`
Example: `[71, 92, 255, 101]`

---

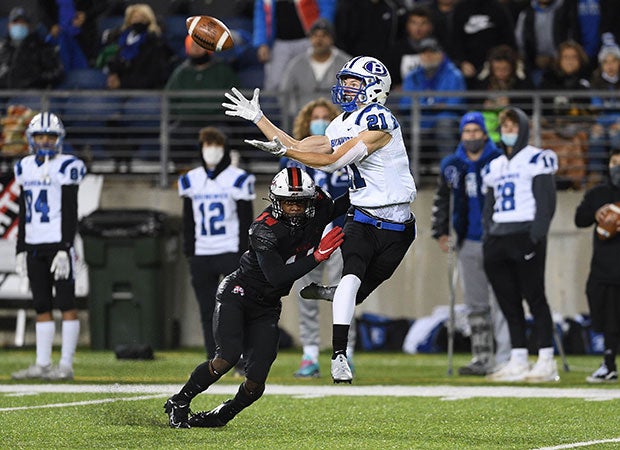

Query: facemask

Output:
[9, 23, 29, 42]
[309, 119, 329, 136]
[190, 53, 211, 66]
[202, 145, 224, 167]
[462, 138, 485, 154]
[501, 133, 518, 147]
[131, 22, 149, 34]
[610, 165, 620, 187]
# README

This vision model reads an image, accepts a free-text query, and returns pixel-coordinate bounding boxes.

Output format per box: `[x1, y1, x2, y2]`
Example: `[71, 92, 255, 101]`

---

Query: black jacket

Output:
[574, 182, 620, 284]
[0, 33, 64, 89]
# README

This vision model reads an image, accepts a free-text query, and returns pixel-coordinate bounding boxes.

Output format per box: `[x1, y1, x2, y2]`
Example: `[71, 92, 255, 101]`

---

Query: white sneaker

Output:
[486, 359, 530, 382]
[11, 363, 52, 380]
[331, 354, 353, 384]
[43, 364, 74, 381]
[524, 358, 559, 383]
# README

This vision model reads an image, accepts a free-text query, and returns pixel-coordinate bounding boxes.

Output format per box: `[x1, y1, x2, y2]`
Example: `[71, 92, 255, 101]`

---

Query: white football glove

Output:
[50, 250, 71, 280]
[222, 87, 264, 123]
[15, 252, 27, 277]
[244, 136, 287, 157]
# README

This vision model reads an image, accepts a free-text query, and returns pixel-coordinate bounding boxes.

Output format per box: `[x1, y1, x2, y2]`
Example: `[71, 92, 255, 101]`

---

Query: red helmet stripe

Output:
[287, 167, 303, 191]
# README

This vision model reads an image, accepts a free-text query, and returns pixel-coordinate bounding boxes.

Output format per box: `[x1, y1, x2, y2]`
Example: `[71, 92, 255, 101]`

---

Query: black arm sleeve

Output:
[574, 188, 598, 228]
[482, 187, 495, 242]
[256, 249, 318, 288]
[16, 187, 26, 253]
[182, 197, 195, 257]
[61, 185, 78, 249]
[431, 173, 450, 239]
[530, 173, 557, 243]
[331, 191, 350, 222]
[236, 199, 254, 254]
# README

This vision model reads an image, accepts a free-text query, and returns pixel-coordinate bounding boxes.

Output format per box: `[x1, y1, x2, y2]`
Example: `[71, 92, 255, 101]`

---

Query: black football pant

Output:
[27, 250, 75, 314]
[483, 234, 553, 350]
[214, 276, 281, 384]
[189, 253, 239, 359]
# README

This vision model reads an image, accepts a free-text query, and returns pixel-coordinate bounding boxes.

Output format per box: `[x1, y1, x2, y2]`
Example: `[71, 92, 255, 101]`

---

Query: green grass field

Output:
[1, 348, 619, 449]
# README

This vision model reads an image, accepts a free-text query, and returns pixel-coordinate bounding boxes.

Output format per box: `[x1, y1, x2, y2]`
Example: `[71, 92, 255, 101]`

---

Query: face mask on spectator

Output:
[131, 22, 149, 34]
[462, 138, 485, 153]
[309, 119, 329, 136]
[501, 133, 518, 147]
[202, 145, 224, 167]
[609, 165, 620, 187]
[9, 23, 29, 42]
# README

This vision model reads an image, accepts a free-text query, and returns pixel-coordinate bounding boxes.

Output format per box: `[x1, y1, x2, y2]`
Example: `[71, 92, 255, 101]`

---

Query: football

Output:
[186, 15, 234, 52]
[596, 202, 620, 240]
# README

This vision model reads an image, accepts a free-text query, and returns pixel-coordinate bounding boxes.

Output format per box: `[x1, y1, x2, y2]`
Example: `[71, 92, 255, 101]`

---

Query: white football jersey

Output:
[482, 145, 558, 223]
[179, 166, 255, 255]
[14, 154, 86, 245]
[325, 104, 416, 210]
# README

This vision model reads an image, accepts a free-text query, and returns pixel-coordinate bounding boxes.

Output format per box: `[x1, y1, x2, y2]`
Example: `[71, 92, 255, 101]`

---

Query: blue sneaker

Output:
[294, 356, 320, 378]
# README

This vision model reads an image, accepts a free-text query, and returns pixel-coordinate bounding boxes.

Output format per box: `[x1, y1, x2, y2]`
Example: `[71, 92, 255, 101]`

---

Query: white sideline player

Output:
[12, 112, 86, 381]
[222, 56, 417, 383]
[481, 106, 559, 383]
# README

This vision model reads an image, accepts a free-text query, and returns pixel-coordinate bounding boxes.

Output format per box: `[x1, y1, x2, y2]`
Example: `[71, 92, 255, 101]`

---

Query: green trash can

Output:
[80, 209, 182, 350]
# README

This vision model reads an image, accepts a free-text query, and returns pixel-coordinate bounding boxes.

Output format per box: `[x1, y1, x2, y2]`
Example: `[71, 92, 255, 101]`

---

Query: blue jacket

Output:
[400, 57, 466, 127]
[431, 140, 501, 245]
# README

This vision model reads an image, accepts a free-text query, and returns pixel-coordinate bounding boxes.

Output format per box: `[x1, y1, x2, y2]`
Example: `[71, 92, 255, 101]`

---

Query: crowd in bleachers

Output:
[0, 0, 620, 188]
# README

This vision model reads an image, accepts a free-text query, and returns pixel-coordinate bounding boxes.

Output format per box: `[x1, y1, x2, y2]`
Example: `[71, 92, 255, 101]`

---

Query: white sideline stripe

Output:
[0, 393, 166, 412]
[2, 384, 620, 400]
[534, 437, 620, 449]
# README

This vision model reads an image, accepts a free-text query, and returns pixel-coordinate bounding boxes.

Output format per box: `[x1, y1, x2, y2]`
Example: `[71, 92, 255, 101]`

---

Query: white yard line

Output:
[1, 384, 620, 400]
[0, 393, 166, 412]
[534, 438, 620, 449]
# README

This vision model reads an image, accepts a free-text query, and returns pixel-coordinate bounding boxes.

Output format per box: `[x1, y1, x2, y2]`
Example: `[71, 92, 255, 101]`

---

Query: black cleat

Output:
[299, 283, 336, 301]
[164, 397, 191, 428]
[187, 400, 231, 428]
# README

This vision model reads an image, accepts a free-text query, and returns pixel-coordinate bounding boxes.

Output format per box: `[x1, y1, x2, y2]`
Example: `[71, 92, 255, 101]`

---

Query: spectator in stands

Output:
[565, 0, 602, 67]
[166, 36, 240, 160]
[472, 44, 533, 143]
[539, 40, 592, 190]
[253, 0, 336, 92]
[427, 0, 458, 61]
[600, 1, 620, 48]
[0, 7, 64, 89]
[451, 0, 517, 86]
[334, 0, 407, 61]
[102, 3, 173, 89]
[515, 0, 578, 86]
[588, 41, 620, 183]
[279, 18, 350, 118]
[400, 37, 466, 162]
[38, 0, 110, 69]
[386, 6, 436, 90]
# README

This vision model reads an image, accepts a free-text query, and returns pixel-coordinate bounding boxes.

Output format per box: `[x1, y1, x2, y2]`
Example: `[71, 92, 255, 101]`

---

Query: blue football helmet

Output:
[331, 56, 392, 113]
[26, 112, 66, 157]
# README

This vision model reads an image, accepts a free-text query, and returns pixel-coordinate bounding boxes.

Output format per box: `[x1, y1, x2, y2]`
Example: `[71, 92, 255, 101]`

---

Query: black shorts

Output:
[27, 250, 76, 314]
[586, 278, 620, 334]
[214, 275, 282, 384]
[341, 209, 416, 303]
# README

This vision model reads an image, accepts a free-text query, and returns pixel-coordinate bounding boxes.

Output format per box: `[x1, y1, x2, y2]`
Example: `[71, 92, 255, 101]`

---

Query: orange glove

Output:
[313, 226, 344, 263]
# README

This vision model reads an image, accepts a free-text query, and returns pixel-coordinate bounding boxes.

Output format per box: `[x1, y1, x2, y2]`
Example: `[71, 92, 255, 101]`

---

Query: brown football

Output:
[596, 202, 620, 240]
[186, 15, 234, 52]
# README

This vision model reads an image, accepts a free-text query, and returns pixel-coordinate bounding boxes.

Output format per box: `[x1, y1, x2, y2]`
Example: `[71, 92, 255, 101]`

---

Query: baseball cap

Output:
[418, 37, 442, 53]
[309, 18, 334, 38]
[9, 7, 30, 23]
[459, 111, 487, 134]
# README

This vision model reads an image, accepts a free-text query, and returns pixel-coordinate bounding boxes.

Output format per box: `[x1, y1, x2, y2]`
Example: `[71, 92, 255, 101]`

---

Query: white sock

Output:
[35, 321, 55, 367]
[332, 274, 360, 325]
[303, 345, 319, 363]
[60, 319, 80, 369]
[510, 348, 528, 364]
[538, 347, 554, 361]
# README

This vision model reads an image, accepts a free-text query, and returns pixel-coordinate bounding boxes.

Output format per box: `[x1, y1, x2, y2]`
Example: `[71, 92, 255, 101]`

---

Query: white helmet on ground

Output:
[269, 167, 317, 227]
[26, 112, 66, 157]
[331, 56, 392, 112]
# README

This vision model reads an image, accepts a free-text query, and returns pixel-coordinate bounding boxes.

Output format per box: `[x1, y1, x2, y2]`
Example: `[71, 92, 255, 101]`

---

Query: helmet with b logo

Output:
[331, 56, 392, 113]
[26, 112, 66, 158]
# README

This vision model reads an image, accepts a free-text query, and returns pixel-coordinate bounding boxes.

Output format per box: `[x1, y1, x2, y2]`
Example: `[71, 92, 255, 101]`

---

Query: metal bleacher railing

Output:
[0, 89, 616, 189]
